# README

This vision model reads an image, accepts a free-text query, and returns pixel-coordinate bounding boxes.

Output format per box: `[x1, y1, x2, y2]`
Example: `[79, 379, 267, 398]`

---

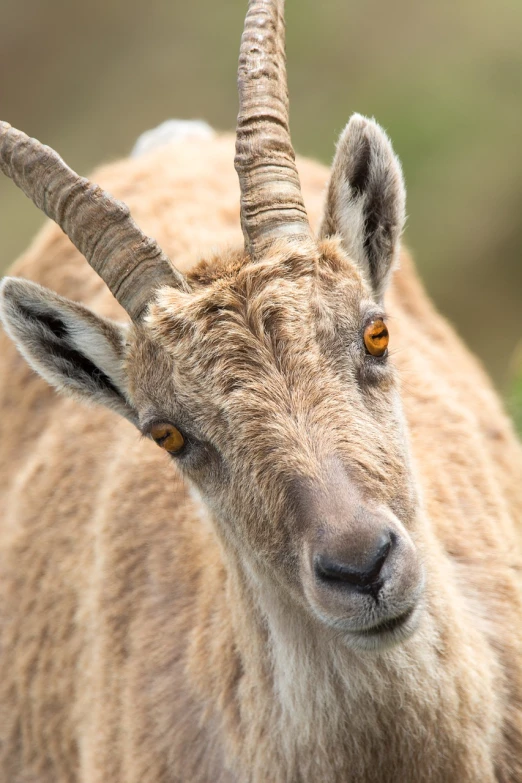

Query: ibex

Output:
[1, 1, 522, 781]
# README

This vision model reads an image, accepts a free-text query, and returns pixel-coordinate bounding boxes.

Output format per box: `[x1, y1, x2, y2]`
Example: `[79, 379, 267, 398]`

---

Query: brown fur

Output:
[1, 132, 522, 782]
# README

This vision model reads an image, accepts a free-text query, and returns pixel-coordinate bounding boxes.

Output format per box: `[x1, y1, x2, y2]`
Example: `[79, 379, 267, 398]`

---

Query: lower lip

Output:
[354, 606, 416, 638]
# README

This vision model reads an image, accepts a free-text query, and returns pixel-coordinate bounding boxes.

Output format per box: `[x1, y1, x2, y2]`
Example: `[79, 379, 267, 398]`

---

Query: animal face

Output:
[124, 237, 423, 651]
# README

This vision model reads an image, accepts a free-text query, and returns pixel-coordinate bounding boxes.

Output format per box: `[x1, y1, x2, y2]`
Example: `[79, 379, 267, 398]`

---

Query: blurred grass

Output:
[0, 0, 521, 392]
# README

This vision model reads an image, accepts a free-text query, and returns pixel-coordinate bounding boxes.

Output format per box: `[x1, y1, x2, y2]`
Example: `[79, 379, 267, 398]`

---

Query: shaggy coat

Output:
[1, 132, 522, 782]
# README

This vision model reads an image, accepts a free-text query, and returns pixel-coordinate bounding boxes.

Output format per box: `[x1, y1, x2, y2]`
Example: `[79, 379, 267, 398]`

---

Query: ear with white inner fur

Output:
[320, 114, 406, 301]
[0, 277, 137, 424]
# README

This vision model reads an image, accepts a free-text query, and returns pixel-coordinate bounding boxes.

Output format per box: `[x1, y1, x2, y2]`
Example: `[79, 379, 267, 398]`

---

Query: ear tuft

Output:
[347, 126, 372, 197]
[0, 277, 138, 424]
[320, 114, 406, 301]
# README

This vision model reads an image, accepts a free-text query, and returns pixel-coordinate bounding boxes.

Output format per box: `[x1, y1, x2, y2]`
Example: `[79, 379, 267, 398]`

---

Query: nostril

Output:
[314, 531, 393, 594]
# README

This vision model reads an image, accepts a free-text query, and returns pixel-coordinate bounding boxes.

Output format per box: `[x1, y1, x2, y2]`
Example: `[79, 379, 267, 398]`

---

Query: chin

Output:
[341, 603, 423, 653]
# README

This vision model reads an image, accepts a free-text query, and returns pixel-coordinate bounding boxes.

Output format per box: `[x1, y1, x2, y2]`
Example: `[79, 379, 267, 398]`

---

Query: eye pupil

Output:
[150, 423, 185, 454]
[363, 319, 389, 357]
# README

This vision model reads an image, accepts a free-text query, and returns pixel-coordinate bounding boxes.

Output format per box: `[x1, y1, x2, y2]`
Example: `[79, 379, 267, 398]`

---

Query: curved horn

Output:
[0, 122, 190, 322]
[234, 0, 312, 258]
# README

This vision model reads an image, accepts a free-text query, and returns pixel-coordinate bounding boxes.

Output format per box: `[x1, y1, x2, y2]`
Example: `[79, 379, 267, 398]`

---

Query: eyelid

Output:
[363, 310, 388, 327]
[141, 418, 179, 438]
[141, 418, 197, 450]
[140, 420, 159, 438]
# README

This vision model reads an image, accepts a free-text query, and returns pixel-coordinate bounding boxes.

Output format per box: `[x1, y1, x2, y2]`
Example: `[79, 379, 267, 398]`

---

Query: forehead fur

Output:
[137, 236, 386, 436]
[129, 237, 407, 507]
[137, 234, 392, 451]
[147, 237, 369, 355]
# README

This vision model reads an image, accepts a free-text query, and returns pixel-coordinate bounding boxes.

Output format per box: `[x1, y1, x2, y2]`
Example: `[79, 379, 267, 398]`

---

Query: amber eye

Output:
[150, 423, 186, 454]
[363, 318, 389, 357]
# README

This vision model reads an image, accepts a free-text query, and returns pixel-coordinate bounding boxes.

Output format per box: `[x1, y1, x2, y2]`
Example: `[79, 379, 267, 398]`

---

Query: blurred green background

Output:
[1, 0, 521, 403]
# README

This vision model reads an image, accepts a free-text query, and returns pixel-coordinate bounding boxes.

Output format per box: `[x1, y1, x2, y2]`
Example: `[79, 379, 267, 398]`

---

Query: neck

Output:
[197, 512, 507, 782]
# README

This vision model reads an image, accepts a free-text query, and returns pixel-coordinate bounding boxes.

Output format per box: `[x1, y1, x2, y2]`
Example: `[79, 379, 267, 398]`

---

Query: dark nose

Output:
[314, 531, 393, 597]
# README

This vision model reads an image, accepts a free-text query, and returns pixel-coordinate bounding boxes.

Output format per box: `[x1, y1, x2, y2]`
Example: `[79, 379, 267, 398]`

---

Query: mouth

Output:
[355, 605, 416, 637]
[346, 604, 419, 651]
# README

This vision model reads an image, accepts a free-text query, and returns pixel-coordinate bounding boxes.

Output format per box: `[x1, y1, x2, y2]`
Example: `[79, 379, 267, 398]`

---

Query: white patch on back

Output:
[131, 119, 215, 157]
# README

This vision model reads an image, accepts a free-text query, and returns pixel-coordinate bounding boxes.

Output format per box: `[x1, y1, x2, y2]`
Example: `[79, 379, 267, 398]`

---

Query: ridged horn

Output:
[234, 0, 313, 258]
[0, 122, 190, 322]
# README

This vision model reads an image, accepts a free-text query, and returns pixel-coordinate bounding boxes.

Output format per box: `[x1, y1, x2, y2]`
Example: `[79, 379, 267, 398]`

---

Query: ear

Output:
[0, 277, 138, 424]
[320, 114, 406, 301]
